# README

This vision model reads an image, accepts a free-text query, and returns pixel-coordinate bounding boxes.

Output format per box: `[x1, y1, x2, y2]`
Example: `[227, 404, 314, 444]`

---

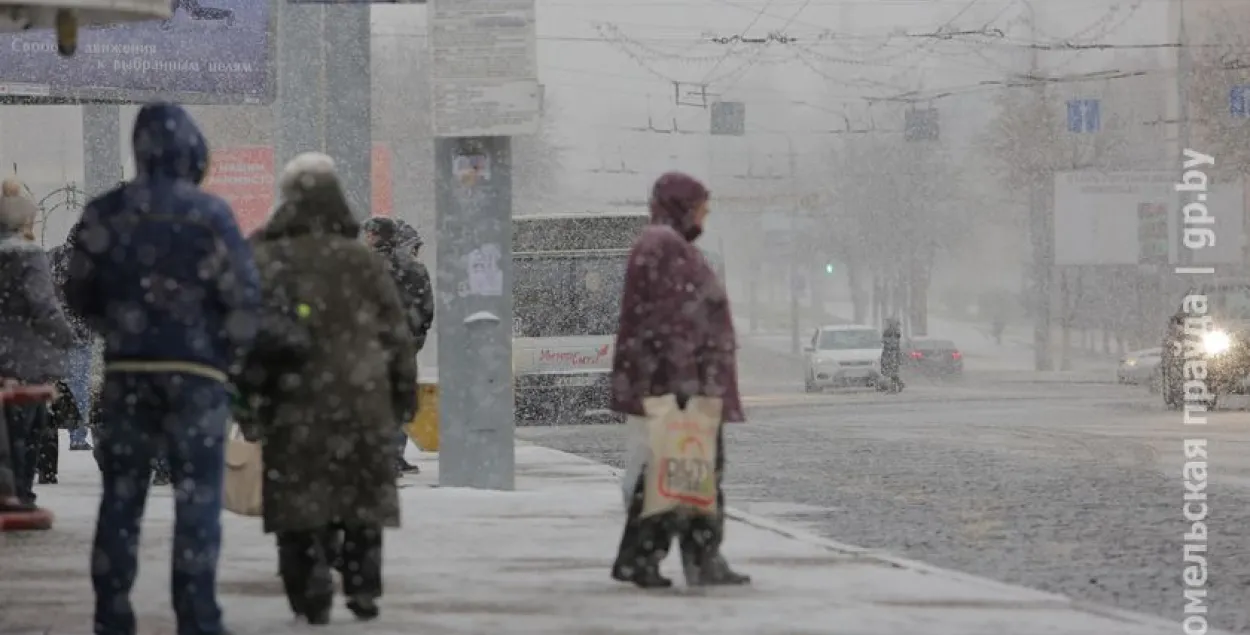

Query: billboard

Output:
[1053, 171, 1245, 266]
[203, 144, 394, 235]
[0, 0, 274, 105]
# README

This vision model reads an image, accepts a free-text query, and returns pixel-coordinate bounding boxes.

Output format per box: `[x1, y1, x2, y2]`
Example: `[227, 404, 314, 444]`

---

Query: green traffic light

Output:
[825, 263, 834, 274]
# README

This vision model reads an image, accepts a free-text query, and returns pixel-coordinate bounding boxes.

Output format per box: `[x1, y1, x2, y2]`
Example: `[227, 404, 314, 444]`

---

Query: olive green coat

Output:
[247, 167, 417, 534]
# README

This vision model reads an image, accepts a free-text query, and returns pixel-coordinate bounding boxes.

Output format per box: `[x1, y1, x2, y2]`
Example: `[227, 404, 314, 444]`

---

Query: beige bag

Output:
[223, 424, 264, 517]
[640, 395, 722, 519]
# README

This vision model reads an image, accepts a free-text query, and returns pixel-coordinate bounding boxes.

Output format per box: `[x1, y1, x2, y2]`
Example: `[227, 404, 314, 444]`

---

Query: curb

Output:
[521, 442, 1190, 632]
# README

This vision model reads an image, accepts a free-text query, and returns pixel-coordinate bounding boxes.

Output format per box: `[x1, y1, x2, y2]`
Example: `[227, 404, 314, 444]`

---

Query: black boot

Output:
[683, 550, 751, 587]
[611, 558, 673, 589]
[346, 597, 380, 621]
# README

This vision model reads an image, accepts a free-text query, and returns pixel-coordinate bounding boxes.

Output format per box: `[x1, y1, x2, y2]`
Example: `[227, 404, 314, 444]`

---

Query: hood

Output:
[649, 171, 708, 242]
[131, 102, 210, 184]
[259, 152, 358, 240]
[0, 194, 37, 239]
[362, 216, 400, 252]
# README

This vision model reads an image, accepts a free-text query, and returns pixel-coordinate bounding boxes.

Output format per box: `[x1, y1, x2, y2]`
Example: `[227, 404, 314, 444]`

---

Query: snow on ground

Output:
[0, 437, 1185, 635]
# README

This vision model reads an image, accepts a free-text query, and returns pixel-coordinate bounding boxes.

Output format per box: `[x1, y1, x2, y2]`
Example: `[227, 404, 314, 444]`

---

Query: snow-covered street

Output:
[520, 339, 1250, 631]
[1, 435, 1189, 635]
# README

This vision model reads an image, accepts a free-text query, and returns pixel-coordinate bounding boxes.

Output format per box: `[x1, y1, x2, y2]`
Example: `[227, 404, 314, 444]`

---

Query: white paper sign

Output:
[467, 243, 503, 296]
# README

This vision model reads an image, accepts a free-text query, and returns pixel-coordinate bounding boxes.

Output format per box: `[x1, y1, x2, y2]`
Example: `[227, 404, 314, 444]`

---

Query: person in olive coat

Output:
[240, 152, 417, 625]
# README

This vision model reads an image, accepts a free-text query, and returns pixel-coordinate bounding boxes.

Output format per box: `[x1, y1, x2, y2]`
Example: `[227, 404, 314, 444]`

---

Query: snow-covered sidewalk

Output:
[1, 440, 1183, 635]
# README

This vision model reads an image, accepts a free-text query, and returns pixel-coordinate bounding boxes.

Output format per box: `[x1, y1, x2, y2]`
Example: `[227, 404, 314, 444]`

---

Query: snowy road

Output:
[518, 346, 1250, 631]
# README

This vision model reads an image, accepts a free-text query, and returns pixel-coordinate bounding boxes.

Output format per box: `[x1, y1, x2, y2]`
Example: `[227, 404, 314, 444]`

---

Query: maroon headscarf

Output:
[649, 172, 709, 242]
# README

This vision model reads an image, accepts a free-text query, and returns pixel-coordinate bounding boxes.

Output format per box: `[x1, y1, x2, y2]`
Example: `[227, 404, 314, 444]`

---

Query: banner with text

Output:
[0, 0, 273, 105]
[204, 144, 393, 234]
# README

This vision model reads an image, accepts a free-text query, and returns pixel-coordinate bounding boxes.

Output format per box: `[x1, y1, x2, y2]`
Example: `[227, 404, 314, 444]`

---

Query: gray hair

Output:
[0, 194, 37, 235]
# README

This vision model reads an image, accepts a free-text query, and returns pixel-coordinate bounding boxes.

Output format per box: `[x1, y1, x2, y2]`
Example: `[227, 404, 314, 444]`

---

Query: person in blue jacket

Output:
[64, 102, 260, 635]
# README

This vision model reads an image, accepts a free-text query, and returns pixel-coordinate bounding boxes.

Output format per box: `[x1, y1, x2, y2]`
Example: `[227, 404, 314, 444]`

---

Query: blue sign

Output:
[0, 0, 274, 105]
[1231, 86, 1250, 117]
[1066, 99, 1100, 133]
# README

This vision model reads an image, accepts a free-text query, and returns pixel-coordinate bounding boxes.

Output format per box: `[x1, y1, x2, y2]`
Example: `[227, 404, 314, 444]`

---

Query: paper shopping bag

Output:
[639, 395, 722, 519]
[223, 424, 264, 517]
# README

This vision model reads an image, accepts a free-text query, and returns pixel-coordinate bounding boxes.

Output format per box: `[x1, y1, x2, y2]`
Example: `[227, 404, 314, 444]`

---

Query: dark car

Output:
[903, 338, 963, 377]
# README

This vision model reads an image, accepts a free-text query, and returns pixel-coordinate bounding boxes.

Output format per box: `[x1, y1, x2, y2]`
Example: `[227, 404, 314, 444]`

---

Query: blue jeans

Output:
[91, 372, 229, 635]
[66, 344, 93, 445]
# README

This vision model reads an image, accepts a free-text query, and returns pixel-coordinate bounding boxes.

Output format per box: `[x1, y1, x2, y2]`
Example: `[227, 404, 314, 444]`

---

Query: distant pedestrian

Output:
[64, 102, 260, 635]
[362, 217, 432, 475]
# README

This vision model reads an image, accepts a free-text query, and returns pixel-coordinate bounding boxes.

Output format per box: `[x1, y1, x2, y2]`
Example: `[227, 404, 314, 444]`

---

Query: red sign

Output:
[204, 144, 395, 233]
[202, 146, 274, 235]
[538, 344, 611, 366]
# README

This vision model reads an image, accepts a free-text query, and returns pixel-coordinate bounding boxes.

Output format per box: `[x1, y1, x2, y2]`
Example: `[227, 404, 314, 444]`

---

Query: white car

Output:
[1117, 347, 1162, 389]
[803, 325, 883, 392]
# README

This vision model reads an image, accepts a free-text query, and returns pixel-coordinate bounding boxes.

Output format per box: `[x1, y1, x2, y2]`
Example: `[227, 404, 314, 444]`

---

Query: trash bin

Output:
[405, 369, 439, 452]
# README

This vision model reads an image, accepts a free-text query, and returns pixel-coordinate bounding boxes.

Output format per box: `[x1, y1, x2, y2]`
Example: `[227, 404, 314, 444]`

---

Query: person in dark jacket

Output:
[64, 102, 261, 635]
[0, 187, 75, 506]
[239, 152, 417, 624]
[48, 240, 95, 452]
[609, 172, 750, 589]
[362, 216, 432, 475]
[879, 318, 904, 393]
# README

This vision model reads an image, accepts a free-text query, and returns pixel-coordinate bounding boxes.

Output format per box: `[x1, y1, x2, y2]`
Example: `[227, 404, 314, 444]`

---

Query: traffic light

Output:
[824, 263, 835, 274]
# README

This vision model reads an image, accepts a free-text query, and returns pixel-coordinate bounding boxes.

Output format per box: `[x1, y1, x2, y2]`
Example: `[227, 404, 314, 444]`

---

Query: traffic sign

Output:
[710, 101, 746, 135]
[1066, 99, 1100, 133]
[1232, 86, 1250, 117]
[904, 108, 939, 141]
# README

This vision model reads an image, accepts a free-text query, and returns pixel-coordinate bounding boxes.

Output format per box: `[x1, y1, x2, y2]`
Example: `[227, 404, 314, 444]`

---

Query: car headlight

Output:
[1204, 330, 1232, 356]
[1122, 357, 1137, 367]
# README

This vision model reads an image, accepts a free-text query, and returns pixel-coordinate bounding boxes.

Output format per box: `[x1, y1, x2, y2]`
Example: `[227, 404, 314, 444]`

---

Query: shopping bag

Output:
[223, 423, 264, 517]
[639, 394, 722, 519]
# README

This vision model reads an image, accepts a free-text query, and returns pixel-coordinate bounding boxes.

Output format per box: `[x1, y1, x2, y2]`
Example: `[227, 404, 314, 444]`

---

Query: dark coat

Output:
[610, 172, 743, 423]
[64, 103, 261, 379]
[375, 238, 434, 352]
[881, 324, 902, 376]
[244, 161, 417, 534]
[0, 228, 75, 383]
[47, 243, 91, 343]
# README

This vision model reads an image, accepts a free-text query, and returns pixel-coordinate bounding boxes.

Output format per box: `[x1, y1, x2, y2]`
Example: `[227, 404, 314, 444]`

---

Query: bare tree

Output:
[823, 131, 966, 334]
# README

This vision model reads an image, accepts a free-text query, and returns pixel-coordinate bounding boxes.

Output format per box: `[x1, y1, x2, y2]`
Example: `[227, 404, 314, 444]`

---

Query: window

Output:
[817, 329, 880, 350]
[514, 255, 627, 338]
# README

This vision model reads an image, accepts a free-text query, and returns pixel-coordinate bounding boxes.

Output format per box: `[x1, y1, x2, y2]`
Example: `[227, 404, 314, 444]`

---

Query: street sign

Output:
[904, 108, 939, 141]
[1231, 86, 1250, 117]
[1066, 99, 1100, 133]
[1137, 202, 1168, 265]
[429, 0, 540, 137]
[710, 101, 746, 135]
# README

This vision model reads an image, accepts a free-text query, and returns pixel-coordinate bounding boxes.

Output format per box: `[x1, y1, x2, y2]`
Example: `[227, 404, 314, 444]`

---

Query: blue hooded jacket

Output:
[64, 102, 260, 381]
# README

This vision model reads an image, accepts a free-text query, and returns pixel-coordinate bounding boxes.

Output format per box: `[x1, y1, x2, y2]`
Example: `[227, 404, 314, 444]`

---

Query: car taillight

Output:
[951, 351, 962, 360]
[909, 351, 923, 359]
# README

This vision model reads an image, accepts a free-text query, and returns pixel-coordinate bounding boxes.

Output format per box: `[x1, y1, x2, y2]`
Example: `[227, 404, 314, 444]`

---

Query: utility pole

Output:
[1025, 0, 1053, 371]
[1176, 0, 1192, 268]
[788, 138, 801, 355]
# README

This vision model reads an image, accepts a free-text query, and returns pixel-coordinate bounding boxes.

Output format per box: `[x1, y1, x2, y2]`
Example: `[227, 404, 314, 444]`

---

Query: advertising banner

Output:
[0, 0, 274, 105]
[204, 144, 394, 234]
[1053, 171, 1246, 266]
[203, 146, 275, 234]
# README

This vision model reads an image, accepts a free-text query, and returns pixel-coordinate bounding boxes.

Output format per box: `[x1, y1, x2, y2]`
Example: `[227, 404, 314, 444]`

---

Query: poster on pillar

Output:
[0, 0, 274, 105]
[204, 144, 394, 234]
